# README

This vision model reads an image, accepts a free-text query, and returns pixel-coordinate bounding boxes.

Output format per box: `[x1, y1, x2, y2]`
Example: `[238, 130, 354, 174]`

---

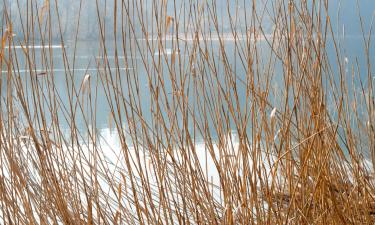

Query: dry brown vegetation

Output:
[0, 0, 374, 224]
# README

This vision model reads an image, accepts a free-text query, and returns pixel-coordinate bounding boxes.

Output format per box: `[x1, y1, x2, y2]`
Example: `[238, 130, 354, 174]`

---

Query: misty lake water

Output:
[0, 35, 374, 200]
[1, 36, 374, 145]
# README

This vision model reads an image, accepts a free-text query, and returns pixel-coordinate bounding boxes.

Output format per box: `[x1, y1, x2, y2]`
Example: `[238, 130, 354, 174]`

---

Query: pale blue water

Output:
[1, 36, 374, 146]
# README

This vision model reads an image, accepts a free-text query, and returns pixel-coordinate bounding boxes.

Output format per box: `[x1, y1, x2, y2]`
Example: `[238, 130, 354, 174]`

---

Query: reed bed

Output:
[0, 0, 374, 224]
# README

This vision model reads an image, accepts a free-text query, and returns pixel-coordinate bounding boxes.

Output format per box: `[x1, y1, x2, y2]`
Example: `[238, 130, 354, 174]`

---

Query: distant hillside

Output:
[2, 0, 125, 41]
[1, 0, 374, 41]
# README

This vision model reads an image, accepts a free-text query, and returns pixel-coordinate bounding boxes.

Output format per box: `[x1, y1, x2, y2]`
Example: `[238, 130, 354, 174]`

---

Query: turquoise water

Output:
[1, 36, 374, 145]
